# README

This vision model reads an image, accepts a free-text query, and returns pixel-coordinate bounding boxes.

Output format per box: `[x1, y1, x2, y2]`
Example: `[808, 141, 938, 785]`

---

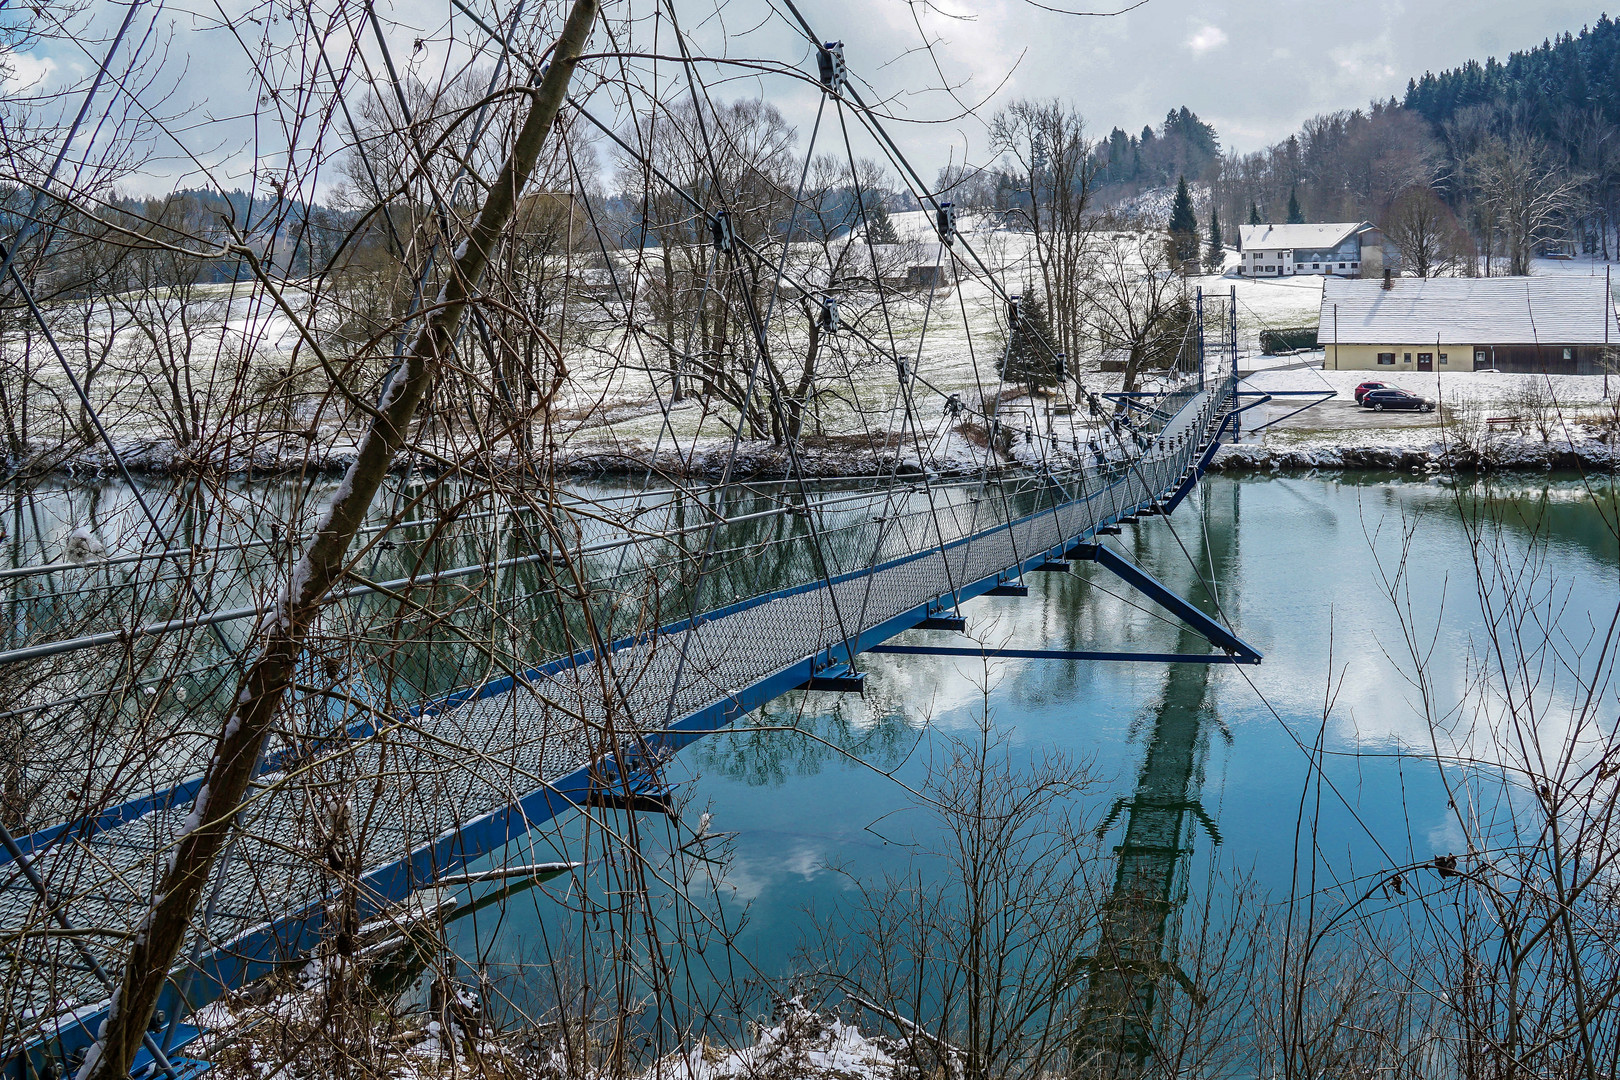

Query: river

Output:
[430, 470, 1619, 1045]
[5, 469, 1617, 1053]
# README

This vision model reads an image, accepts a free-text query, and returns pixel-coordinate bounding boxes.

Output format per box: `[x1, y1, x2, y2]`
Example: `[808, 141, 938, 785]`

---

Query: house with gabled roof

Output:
[1238, 222, 1385, 278]
[1319, 274, 1617, 375]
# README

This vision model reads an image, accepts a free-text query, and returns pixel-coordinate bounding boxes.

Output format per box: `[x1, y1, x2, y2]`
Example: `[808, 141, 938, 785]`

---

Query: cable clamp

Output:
[819, 294, 840, 332]
[709, 210, 734, 253]
[817, 41, 846, 90]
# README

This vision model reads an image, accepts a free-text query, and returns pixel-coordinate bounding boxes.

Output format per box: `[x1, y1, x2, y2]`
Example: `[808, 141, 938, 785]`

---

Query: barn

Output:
[1319, 274, 1618, 375]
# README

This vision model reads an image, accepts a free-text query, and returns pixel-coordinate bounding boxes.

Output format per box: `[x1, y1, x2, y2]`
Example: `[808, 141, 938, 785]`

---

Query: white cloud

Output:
[1330, 37, 1398, 81]
[1, 51, 57, 93]
[1187, 25, 1229, 54]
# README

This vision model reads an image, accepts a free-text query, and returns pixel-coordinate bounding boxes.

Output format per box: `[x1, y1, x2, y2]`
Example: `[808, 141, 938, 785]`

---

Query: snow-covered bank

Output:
[13, 414, 1618, 484]
[1209, 437, 1618, 474]
[4, 430, 984, 482]
[193, 979, 905, 1080]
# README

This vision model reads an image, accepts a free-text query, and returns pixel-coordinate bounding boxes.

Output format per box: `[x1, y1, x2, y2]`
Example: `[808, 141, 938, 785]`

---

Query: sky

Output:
[812, 0, 1610, 168]
[2, 0, 1611, 199]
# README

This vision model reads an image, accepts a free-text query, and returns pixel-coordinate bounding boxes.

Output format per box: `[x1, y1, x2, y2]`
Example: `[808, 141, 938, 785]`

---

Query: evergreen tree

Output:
[1204, 208, 1224, 272]
[866, 201, 900, 245]
[998, 293, 1062, 390]
[1248, 200, 1262, 225]
[1286, 187, 1305, 224]
[1168, 175, 1199, 266]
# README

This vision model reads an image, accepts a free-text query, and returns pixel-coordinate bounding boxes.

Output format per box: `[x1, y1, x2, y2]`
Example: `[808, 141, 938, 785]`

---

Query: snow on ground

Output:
[641, 1001, 903, 1080]
[9, 221, 1617, 477]
[193, 981, 903, 1080]
[1222, 357, 1618, 470]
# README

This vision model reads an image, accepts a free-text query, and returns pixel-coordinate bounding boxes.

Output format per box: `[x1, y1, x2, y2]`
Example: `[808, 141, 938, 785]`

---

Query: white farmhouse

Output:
[1238, 222, 1385, 278]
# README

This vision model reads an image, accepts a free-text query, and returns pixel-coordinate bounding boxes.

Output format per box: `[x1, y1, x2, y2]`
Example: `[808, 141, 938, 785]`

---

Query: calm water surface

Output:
[23, 469, 1612, 1027]
[442, 471, 1620, 1027]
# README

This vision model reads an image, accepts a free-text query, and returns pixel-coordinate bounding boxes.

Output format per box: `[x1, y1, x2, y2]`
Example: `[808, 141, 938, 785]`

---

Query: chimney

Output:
[1382, 268, 1393, 290]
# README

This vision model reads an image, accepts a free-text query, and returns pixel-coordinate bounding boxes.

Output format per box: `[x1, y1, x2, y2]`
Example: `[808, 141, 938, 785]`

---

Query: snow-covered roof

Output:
[1240, 222, 1375, 251]
[1319, 275, 1613, 345]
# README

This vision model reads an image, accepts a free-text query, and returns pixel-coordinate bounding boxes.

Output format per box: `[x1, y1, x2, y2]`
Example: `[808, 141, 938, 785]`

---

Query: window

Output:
[1313, 262, 1320, 269]
[1403, 353, 1412, 363]
[1377, 352, 1396, 365]
[1476, 350, 1487, 365]
[1563, 347, 1574, 360]
[1439, 353, 1448, 364]
[1351, 262, 1359, 268]
[1338, 263, 1346, 269]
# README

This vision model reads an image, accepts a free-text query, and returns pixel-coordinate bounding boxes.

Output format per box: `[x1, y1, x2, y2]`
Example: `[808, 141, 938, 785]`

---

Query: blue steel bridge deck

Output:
[2, 379, 1231, 1064]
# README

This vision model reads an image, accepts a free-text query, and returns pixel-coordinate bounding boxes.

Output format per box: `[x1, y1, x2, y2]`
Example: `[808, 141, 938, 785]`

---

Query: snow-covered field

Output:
[7, 212, 1616, 478]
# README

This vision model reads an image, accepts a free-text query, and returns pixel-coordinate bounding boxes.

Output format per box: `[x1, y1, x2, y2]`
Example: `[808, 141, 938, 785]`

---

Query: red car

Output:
[1354, 381, 1395, 404]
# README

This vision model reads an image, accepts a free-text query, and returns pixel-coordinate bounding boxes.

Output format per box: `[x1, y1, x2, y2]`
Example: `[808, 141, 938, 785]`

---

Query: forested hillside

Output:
[1404, 18, 1620, 135]
[942, 13, 1617, 278]
[1207, 17, 1616, 275]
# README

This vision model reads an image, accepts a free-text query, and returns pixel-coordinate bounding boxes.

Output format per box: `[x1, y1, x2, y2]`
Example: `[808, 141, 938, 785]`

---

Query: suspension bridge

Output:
[0, 4, 1273, 1076]
[2, 352, 1255, 1078]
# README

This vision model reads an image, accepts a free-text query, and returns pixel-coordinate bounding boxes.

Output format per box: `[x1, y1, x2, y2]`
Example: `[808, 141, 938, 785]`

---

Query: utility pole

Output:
[1195, 287, 1205, 389]
[1229, 284, 1237, 374]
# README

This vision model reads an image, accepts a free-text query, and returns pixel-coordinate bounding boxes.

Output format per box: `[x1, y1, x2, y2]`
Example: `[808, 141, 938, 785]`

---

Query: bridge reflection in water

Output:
[1078, 481, 1238, 1075]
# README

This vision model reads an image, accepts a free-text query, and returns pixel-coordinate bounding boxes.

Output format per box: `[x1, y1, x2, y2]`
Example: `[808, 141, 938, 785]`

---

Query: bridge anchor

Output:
[1063, 543, 1261, 663]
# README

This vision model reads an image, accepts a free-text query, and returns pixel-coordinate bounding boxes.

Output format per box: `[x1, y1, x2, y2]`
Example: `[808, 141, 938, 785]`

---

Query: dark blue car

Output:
[1362, 387, 1436, 412]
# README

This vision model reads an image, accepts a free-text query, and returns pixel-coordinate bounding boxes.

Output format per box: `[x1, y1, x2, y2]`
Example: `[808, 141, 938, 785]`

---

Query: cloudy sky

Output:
[4, 0, 1609, 197]
[813, 0, 1608, 169]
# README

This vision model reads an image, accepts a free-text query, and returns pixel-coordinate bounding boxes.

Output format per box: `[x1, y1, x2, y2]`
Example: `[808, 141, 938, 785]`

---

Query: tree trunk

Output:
[78, 3, 598, 1076]
[663, 245, 682, 402]
[789, 306, 820, 442]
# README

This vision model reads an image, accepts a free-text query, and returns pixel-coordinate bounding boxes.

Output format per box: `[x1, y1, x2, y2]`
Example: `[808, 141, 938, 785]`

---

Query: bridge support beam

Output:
[866, 645, 1254, 665]
[796, 666, 867, 694]
[1065, 543, 1261, 663]
[914, 614, 967, 631]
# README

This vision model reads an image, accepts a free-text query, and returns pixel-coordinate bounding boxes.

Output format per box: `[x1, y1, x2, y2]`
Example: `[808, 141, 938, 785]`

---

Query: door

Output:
[1417, 352, 1433, 371]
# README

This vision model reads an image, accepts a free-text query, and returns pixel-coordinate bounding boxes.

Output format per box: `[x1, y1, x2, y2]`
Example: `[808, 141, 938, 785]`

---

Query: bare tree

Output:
[990, 100, 1096, 363]
[1084, 231, 1191, 395]
[814, 707, 1109, 1080]
[77, 4, 601, 1074]
[1467, 132, 1586, 275]
[1386, 186, 1472, 277]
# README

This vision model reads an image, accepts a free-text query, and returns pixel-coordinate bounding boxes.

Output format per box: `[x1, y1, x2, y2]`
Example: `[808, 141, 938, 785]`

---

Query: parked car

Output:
[1362, 388, 1436, 412]
[1354, 381, 1395, 403]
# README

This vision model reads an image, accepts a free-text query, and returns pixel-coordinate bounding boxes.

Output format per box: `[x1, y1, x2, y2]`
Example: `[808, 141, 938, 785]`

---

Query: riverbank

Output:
[8, 430, 1617, 483]
[10, 412, 1616, 482]
[8, 361, 1618, 482]
[1208, 437, 1618, 473]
